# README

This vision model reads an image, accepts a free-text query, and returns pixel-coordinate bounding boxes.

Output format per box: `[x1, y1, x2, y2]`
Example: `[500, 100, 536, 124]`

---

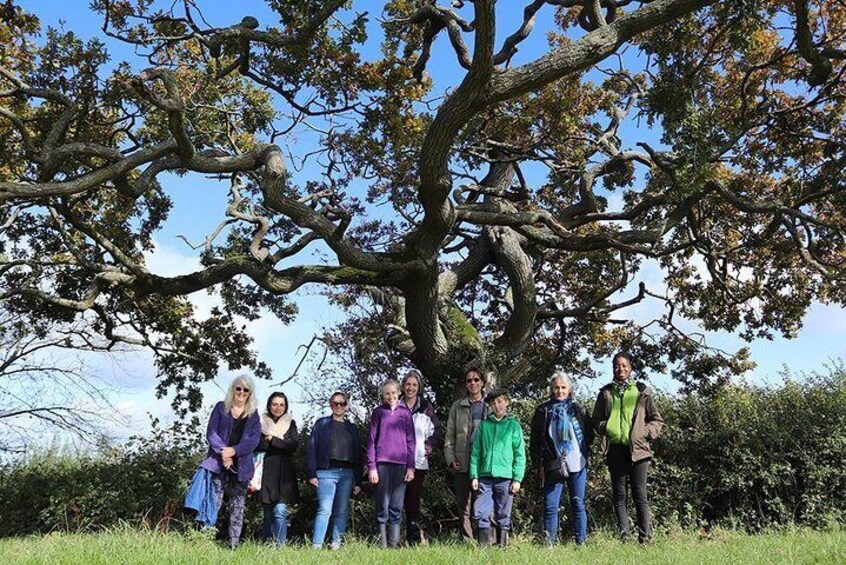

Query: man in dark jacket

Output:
[592, 352, 664, 543]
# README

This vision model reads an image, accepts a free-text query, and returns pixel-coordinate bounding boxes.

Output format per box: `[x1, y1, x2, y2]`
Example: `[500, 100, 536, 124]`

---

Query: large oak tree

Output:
[2, 0, 845, 408]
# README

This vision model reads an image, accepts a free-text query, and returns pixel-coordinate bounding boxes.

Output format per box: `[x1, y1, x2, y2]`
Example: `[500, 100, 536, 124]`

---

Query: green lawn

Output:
[1, 528, 844, 564]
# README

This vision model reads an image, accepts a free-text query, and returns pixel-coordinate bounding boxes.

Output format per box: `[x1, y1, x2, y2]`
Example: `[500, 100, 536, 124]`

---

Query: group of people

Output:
[189, 352, 663, 549]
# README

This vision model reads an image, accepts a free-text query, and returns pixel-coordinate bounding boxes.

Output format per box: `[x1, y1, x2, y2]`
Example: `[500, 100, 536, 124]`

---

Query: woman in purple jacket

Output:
[368, 379, 416, 548]
[199, 375, 261, 548]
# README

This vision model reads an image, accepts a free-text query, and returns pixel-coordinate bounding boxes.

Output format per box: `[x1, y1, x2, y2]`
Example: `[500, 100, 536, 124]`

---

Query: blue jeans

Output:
[312, 467, 355, 549]
[474, 477, 514, 531]
[375, 463, 407, 525]
[262, 502, 288, 545]
[543, 465, 588, 544]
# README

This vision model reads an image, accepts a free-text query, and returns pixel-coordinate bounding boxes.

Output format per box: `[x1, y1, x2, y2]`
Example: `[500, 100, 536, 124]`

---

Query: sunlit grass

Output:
[0, 526, 844, 564]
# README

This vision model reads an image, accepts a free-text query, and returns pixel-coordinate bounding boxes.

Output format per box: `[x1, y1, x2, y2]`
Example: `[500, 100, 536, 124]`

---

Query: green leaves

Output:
[4, 1, 846, 416]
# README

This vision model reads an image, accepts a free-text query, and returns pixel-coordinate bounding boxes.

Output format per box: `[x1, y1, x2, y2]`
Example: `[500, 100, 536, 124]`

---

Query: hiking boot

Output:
[478, 528, 493, 548]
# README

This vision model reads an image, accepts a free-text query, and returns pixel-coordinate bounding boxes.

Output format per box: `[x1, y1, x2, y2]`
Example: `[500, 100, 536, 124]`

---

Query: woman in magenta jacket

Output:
[367, 379, 415, 548]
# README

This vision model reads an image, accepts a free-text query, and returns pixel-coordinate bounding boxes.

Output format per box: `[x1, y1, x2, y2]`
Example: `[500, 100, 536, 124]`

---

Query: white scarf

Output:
[261, 413, 292, 438]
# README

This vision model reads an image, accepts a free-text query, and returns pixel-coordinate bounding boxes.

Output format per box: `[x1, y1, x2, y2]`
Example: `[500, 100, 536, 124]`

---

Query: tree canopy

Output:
[1, 0, 845, 408]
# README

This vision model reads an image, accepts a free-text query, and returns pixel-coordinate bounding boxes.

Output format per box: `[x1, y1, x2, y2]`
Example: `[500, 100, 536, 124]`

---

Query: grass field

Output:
[1, 527, 844, 564]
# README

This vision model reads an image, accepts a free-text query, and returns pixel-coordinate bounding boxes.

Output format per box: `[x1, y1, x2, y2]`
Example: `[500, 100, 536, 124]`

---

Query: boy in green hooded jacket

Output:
[469, 389, 526, 547]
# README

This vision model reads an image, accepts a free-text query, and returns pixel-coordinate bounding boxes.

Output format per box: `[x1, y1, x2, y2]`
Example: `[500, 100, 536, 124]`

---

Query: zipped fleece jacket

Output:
[367, 403, 416, 472]
[200, 401, 261, 483]
[444, 397, 490, 472]
[592, 381, 664, 462]
[468, 413, 526, 482]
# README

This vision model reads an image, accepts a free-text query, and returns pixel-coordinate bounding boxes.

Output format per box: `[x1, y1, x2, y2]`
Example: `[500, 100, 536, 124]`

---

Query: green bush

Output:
[0, 419, 203, 536]
[1, 367, 845, 539]
[651, 369, 846, 530]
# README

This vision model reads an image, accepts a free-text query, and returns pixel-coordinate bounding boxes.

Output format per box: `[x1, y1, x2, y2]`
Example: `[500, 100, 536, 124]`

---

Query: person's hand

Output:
[451, 461, 461, 471]
[510, 481, 521, 494]
[369, 470, 379, 484]
[221, 446, 235, 458]
[222, 456, 233, 469]
[404, 469, 415, 483]
[309, 478, 319, 488]
[471, 478, 479, 491]
[353, 485, 362, 496]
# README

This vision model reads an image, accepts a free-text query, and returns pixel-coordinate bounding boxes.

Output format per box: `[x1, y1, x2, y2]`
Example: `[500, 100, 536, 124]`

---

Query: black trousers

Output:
[606, 444, 651, 541]
[404, 469, 427, 542]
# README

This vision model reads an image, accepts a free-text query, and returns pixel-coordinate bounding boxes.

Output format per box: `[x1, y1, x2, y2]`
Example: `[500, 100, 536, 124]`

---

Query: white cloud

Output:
[143, 240, 219, 319]
[101, 239, 342, 434]
[143, 239, 203, 276]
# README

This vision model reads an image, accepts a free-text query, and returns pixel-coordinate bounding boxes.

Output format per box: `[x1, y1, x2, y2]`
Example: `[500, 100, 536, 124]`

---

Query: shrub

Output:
[0, 418, 203, 536]
[2, 366, 845, 538]
[652, 368, 846, 530]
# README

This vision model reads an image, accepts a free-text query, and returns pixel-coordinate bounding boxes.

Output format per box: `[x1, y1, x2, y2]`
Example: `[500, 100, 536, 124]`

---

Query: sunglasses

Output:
[465, 377, 482, 383]
[331, 401, 348, 407]
[234, 386, 250, 393]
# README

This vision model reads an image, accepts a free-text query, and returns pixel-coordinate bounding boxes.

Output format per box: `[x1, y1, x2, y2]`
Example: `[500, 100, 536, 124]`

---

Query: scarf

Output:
[548, 398, 584, 457]
[612, 378, 631, 397]
[261, 413, 292, 439]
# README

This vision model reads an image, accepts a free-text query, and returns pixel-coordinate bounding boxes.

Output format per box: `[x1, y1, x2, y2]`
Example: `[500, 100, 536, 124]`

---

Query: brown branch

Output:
[439, 236, 494, 296]
[709, 179, 841, 231]
[491, 0, 717, 101]
[488, 225, 537, 358]
[275, 335, 330, 386]
[268, 232, 319, 264]
[0, 65, 83, 169]
[135, 68, 195, 162]
[793, 0, 832, 86]
[416, 0, 496, 259]
[409, 4, 475, 79]
[0, 140, 178, 202]
[494, 1, 547, 66]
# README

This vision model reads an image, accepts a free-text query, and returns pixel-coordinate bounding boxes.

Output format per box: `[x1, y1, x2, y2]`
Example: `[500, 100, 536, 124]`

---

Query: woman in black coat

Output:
[529, 372, 593, 545]
[257, 391, 300, 546]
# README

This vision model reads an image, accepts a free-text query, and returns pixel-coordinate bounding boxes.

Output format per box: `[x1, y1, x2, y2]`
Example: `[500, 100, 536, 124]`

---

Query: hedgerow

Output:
[2, 366, 844, 539]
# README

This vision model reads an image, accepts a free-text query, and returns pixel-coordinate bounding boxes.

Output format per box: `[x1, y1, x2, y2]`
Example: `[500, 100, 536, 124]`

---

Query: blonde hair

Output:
[224, 375, 257, 417]
[380, 379, 401, 397]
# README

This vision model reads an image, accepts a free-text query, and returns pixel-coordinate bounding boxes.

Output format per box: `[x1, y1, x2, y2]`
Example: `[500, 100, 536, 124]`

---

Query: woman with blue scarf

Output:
[529, 372, 593, 545]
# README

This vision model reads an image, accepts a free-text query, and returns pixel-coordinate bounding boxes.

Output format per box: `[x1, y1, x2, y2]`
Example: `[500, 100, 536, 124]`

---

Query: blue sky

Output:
[13, 1, 846, 441]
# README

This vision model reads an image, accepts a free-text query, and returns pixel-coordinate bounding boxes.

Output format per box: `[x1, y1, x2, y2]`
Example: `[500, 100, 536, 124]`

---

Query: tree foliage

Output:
[1, 0, 846, 406]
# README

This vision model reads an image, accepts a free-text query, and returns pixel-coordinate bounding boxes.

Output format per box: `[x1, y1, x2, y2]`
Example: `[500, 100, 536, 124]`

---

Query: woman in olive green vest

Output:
[592, 352, 664, 543]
